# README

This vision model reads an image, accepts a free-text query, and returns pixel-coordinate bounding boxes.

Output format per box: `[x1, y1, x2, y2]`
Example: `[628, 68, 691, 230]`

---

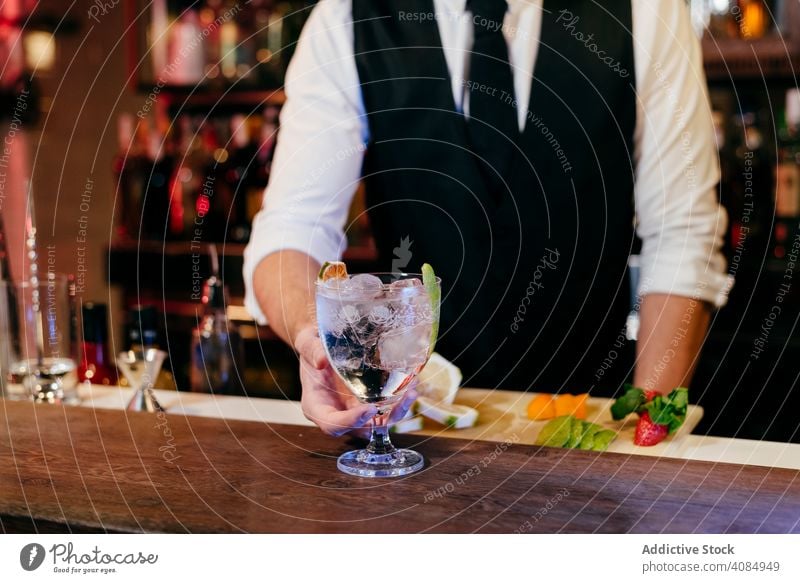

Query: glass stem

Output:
[367, 409, 394, 455]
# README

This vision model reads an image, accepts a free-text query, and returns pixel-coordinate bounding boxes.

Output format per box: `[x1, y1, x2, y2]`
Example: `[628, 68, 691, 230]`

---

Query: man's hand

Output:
[253, 252, 417, 436]
[294, 325, 418, 437]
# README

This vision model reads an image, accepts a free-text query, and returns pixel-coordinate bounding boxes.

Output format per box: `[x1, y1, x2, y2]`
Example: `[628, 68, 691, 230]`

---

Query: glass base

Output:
[337, 448, 424, 478]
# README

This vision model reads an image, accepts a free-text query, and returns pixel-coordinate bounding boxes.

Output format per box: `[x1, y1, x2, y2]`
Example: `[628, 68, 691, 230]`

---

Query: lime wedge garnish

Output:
[417, 353, 461, 405]
[416, 396, 478, 429]
[318, 261, 348, 281]
[422, 263, 440, 354]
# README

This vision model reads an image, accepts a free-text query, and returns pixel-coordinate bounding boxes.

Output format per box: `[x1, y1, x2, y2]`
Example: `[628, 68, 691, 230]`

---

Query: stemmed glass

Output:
[315, 272, 440, 478]
[117, 348, 167, 413]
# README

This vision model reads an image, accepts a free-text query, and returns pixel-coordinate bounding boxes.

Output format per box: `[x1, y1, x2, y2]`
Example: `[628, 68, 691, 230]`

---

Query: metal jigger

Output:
[117, 349, 167, 413]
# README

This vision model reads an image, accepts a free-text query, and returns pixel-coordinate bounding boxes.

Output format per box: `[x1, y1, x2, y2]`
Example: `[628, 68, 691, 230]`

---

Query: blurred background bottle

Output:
[114, 107, 278, 245]
[78, 302, 119, 386]
[0, 215, 14, 398]
[189, 247, 244, 395]
[702, 0, 779, 40]
[772, 89, 800, 260]
[148, 0, 314, 89]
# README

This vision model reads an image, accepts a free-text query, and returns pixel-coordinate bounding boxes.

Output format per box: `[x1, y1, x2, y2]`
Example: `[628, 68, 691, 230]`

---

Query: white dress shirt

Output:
[244, 0, 731, 323]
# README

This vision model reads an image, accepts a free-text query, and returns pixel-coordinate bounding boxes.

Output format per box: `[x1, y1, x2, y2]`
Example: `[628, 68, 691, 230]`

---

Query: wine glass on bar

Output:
[315, 265, 440, 478]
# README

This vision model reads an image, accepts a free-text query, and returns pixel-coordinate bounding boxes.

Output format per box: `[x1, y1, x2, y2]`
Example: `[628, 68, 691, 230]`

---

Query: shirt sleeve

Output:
[632, 0, 733, 307]
[243, 0, 368, 324]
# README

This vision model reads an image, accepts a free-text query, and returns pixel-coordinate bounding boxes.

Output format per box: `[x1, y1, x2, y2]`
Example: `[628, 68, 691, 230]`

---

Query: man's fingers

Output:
[389, 388, 419, 424]
[310, 404, 378, 437]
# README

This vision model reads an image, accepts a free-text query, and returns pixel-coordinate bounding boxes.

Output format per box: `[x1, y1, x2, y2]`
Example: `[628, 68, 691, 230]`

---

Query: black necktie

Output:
[466, 0, 518, 193]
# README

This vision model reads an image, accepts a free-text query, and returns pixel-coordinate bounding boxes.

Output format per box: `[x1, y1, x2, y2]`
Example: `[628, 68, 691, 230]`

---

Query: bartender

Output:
[244, 0, 731, 436]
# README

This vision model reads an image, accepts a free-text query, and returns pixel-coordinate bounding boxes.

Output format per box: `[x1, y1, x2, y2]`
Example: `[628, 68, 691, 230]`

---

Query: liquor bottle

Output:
[150, 0, 169, 82]
[189, 246, 245, 395]
[737, 0, 770, 39]
[227, 114, 258, 242]
[195, 121, 233, 242]
[254, 1, 282, 87]
[247, 109, 275, 222]
[0, 213, 14, 398]
[234, 0, 257, 83]
[142, 121, 176, 240]
[124, 305, 176, 390]
[68, 274, 79, 365]
[168, 115, 206, 239]
[113, 114, 145, 240]
[730, 111, 772, 258]
[219, 1, 240, 80]
[167, 0, 205, 86]
[712, 110, 733, 252]
[773, 89, 800, 260]
[0, 211, 12, 281]
[78, 302, 119, 386]
[708, 1, 741, 39]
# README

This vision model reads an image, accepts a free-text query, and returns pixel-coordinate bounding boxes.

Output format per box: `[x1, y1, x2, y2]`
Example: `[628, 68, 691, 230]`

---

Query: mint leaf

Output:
[610, 385, 645, 420]
[644, 388, 689, 434]
[670, 387, 689, 410]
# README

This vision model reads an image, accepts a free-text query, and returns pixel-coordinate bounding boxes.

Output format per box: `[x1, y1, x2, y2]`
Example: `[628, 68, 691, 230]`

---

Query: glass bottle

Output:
[195, 121, 233, 242]
[189, 249, 245, 395]
[708, 1, 739, 39]
[737, 0, 770, 39]
[78, 302, 119, 386]
[113, 113, 145, 240]
[167, 0, 205, 86]
[773, 90, 800, 260]
[227, 114, 258, 242]
[733, 112, 772, 247]
[0, 213, 14, 398]
[142, 121, 176, 240]
[219, 1, 240, 81]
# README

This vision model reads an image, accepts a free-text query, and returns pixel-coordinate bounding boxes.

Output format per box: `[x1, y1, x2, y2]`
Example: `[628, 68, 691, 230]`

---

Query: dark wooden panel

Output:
[1, 402, 798, 533]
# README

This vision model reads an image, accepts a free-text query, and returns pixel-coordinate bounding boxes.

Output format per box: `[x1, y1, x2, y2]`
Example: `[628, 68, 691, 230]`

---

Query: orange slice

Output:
[528, 393, 589, 421]
[553, 393, 589, 419]
[573, 393, 589, 419]
[553, 394, 576, 417]
[527, 394, 556, 421]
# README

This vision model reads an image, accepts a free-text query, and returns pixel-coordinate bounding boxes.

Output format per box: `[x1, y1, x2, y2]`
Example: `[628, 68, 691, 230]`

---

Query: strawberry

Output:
[634, 412, 669, 446]
[612, 386, 689, 446]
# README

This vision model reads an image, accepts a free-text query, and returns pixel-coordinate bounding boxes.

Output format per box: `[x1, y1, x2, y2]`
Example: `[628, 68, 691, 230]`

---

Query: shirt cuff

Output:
[638, 245, 734, 308]
[243, 210, 347, 324]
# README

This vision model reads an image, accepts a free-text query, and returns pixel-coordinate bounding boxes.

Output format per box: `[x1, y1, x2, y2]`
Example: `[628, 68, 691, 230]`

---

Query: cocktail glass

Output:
[316, 272, 440, 478]
[117, 348, 167, 413]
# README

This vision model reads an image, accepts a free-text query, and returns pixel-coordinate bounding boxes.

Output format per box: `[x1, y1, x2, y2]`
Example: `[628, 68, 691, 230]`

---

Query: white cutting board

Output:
[410, 388, 703, 459]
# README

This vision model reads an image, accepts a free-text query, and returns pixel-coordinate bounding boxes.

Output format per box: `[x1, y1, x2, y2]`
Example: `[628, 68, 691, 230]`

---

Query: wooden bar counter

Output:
[1, 401, 798, 533]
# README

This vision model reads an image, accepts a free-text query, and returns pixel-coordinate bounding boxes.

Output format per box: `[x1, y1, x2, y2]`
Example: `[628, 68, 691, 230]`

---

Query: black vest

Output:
[353, 0, 637, 394]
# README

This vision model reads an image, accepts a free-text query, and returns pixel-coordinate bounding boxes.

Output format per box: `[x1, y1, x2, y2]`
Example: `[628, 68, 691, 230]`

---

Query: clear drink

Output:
[317, 282, 433, 407]
[315, 271, 440, 478]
